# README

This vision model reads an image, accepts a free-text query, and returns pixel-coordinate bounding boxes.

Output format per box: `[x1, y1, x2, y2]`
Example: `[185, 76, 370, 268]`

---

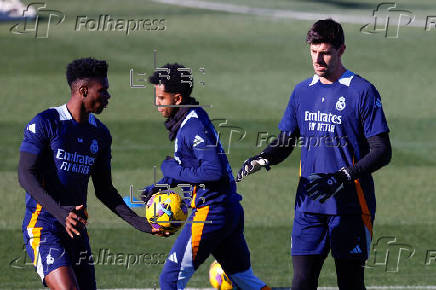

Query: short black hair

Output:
[306, 19, 344, 48]
[148, 63, 193, 99]
[66, 57, 108, 88]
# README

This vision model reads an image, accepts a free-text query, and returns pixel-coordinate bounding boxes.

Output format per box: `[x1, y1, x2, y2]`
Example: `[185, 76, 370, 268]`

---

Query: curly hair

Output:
[306, 19, 344, 49]
[148, 63, 193, 99]
[66, 57, 108, 88]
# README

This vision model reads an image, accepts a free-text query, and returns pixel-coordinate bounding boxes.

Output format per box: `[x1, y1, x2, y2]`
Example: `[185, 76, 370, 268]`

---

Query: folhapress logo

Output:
[75, 15, 166, 35]
[360, 2, 414, 38]
[10, 2, 65, 39]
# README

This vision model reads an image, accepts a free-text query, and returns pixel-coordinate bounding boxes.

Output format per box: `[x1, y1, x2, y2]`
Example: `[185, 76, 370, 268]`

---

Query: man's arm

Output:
[236, 130, 298, 182]
[160, 123, 224, 184]
[18, 151, 70, 224]
[305, 132, 392, 203]
[237, 88, 300, 182]
[346, 132, 392, 179]
[161, 156, 222, 184]
[258, 130, 299, 165]
[18, 151, 86, 237]
[91, 166, 153, 234]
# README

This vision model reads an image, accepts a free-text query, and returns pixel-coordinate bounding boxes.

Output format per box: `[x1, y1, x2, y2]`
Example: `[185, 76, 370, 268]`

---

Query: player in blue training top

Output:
[141, 63, 270, 290]
[236, 19, 392, 289]
[18, 58, 164, 289]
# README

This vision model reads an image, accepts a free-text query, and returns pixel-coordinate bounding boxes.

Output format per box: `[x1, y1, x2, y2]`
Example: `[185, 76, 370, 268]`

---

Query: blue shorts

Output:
[291, 211, 373, 260]
[160, 201, 266, 289]
[22, 207, 96, 288]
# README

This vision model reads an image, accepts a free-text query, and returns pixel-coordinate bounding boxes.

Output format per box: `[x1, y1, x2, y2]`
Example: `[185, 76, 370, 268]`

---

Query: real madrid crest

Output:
[90, 139, 99, 154]
[375, 98, 382, 108]
[336, 96, 346, 111]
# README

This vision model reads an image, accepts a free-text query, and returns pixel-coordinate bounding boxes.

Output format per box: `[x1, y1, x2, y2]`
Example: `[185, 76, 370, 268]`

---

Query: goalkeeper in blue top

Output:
[236, 19, 391, 290]
[142, 63, 270, 290]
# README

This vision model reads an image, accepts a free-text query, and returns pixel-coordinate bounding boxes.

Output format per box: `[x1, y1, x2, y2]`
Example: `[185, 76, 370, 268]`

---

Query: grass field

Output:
[1, 0, 436, 288]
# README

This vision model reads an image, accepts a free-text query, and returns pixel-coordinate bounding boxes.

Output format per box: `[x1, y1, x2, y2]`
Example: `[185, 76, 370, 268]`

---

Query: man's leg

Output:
[329, 214, 372, 290]
[291, 255, 324, 290]
[23, 225, 77, 288]
[66, 230, 96, 290]
[291, 211, 330, 290]
[160, 206, 216, 290]
[335, 258, 366, 290]
[44, 266, 79, 289]
[212, 202, 269, 290]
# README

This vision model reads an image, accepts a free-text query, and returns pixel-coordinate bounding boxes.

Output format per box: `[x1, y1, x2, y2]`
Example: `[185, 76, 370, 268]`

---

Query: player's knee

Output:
[291, 265, 319, 289]
[45, 266, 79, 290]
[291, 271, 317, 290]
[45, 280, 79, 290]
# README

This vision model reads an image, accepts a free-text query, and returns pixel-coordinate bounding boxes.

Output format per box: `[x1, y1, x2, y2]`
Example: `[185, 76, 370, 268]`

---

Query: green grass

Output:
[0, 0, 435, 288]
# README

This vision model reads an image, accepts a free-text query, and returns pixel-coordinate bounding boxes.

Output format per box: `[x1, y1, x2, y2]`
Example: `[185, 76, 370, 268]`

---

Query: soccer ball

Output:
[209, 260, 233, 289]
[145, 191, 188, 233]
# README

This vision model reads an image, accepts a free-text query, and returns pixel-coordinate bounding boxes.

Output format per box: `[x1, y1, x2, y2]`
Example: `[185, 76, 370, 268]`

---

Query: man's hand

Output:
[305, 168, 352, 203]
[140, 185, 159, 204]
[235, 155, 270, 182]
[151, 228, 173, 237]
[65, 205, 87, 238]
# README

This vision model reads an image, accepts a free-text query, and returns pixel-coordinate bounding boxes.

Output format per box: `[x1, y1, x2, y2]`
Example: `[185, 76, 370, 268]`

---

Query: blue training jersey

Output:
[20, 104, 112, 220]
[161, 107, 241, 208]
[278, 70, 389, 216]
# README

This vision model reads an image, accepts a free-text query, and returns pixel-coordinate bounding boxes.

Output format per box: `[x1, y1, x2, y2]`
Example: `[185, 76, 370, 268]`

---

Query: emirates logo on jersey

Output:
[336, 96, 346, 111]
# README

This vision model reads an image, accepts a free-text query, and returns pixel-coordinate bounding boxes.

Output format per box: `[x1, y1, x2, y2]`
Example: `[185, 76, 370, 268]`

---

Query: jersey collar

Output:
[309, 70, 355, 87]
[53, 104, 97, 127]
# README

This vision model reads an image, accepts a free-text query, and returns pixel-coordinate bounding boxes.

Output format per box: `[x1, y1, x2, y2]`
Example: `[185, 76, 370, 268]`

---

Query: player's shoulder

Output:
[34, 107, 59, 121]
[348, 72, 376, 91]
[288, 76, 319, 103]
[27, 106, 61, 128]
[294, 71, 377, 91]
[298, 75, 317, 88]
[294, 76, 316, 91]
[35, 104, 72, 124]
[292, 75, 325, 98]
[180, 107, 208, 131]
[89, 114, 111, 139]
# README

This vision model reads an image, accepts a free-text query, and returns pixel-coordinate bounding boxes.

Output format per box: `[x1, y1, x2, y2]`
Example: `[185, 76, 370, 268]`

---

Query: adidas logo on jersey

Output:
[193, 135, 204, 147]
[168, 252, 178, 263]
[350, 245, 362, 254]
[27, 123, 36, 133]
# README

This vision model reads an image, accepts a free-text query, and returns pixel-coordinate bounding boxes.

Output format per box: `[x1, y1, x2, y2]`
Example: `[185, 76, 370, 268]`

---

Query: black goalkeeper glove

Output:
[235, 154, 271, 182]
[305, 167, 353, 203]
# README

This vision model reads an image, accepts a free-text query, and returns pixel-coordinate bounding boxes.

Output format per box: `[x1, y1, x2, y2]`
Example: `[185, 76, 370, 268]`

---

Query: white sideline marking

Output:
[151, 0, 426, 27]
